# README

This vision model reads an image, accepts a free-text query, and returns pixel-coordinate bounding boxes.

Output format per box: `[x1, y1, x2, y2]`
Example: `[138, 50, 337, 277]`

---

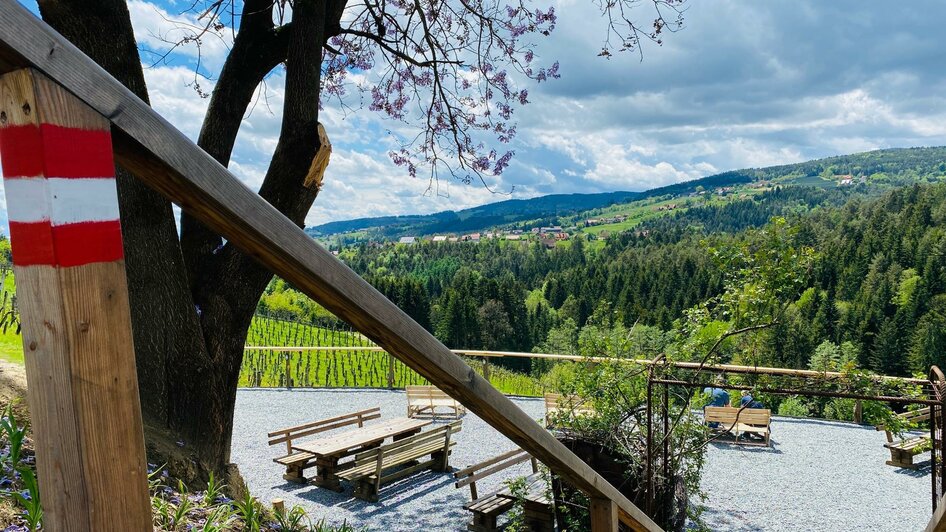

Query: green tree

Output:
[477, 300, 514, 351]
[809, 340, 840, 373]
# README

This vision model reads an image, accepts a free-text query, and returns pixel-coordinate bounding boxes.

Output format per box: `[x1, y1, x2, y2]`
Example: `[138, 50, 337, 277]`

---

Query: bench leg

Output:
[313, 459, 344, 492]
[353, 480, 379, 502]
[468, 512, 499, 532]
[524, 502, 555, 532]
[431, 450, 451, 471]
[283, 464, 306, 484]
[887, 449, 918, 469]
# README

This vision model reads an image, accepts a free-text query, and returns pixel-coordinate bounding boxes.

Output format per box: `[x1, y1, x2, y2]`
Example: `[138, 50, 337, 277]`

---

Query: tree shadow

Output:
[893, 456, 932, 478]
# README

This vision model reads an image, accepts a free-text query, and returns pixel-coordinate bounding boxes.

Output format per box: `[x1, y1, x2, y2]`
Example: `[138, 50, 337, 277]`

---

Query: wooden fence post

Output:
[590, 497, 619, 532]
[0, 68, 151, 531]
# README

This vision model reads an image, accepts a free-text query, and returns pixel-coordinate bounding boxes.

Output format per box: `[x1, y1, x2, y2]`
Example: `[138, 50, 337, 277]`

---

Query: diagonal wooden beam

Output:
[0, 4, 661, 530]
[928, 493, 946, 532]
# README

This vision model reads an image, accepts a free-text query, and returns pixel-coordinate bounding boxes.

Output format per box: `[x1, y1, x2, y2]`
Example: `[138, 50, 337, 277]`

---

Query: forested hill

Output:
[265, 178, 946, 378]
[307, 146, 946, 240]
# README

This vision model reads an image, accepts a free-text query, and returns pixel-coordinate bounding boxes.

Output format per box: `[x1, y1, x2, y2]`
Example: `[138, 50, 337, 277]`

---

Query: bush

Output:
[823, 398, 856, 421]
[777, 396, 810, 417]
[539, 361, 578, 392]
[861, 400, 896, 426]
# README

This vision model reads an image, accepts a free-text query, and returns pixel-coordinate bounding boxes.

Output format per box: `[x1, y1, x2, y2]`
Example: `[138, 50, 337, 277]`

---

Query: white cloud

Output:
[10, 0, 934, 235]
[128, 0, 233, 73]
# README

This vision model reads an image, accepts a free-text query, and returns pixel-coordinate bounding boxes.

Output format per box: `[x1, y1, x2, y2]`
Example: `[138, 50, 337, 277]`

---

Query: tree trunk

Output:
[37, 0, 208, 440]
[38, 0, 337, 482]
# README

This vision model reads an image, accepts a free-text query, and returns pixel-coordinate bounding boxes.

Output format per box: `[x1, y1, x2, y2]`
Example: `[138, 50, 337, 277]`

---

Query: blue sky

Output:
[3, 0, 946, 231]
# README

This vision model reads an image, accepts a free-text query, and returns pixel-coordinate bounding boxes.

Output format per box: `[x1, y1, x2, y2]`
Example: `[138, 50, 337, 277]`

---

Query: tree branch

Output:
[180, 1, 291, 292]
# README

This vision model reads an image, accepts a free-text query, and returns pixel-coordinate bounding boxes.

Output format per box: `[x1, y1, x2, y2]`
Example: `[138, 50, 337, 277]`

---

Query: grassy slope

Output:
[0, 272, 21, 364]
[243, 315, 541, 395]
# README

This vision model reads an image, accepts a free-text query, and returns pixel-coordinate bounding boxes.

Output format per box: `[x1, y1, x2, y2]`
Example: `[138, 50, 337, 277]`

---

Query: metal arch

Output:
[931, 366, 946, 508]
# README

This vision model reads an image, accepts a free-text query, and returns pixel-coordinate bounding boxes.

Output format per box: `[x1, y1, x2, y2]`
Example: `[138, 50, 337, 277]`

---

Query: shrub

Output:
[823, 398, 856, 422]
[777, 396, 810, 417]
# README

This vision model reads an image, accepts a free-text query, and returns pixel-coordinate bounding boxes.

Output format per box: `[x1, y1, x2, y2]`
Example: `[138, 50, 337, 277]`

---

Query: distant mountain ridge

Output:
[307, 190, 640, 238]
[307, 146, 946, 239]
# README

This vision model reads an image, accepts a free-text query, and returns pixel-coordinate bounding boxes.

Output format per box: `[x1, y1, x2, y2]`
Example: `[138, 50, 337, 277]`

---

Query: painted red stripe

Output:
[0, 125, 42, 178]
[9, 220, 123, 267]
[52, 221, 124, 267]
[0, 124, 114, 178]
[8, 221, 55, 266]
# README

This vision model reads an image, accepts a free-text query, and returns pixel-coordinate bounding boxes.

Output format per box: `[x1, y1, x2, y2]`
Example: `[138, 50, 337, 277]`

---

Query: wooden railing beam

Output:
[0, 4, 659, 530]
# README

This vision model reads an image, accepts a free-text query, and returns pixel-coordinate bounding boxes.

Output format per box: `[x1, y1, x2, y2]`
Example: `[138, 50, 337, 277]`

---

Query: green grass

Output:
[0, 269, 21, 364]
[0, 328, 22, 365]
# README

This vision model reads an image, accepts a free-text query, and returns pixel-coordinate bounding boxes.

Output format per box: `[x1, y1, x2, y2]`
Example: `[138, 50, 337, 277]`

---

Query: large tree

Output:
[35, 0, 685, 479]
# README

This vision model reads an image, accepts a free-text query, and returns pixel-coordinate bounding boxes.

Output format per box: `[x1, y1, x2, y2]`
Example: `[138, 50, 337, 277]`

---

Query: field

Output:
[242, 314, 542, 396]
[0, 269, 21, 364]
[573, 188, 763, 238]
[0, 273, 542, 396]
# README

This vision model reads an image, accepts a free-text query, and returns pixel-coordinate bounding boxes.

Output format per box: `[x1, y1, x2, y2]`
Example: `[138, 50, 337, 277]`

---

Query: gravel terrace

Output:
[232, 389, 931, 531]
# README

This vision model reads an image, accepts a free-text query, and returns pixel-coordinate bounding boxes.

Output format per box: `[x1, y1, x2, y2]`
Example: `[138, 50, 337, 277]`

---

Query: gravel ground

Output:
[698, 417, 930, 532]
[233, 388, 544, 531]
[233, 389, 932, 531]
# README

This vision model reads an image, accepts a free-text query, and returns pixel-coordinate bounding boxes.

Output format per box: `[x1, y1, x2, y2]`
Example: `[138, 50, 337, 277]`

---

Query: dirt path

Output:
[0, 358, 27, 404]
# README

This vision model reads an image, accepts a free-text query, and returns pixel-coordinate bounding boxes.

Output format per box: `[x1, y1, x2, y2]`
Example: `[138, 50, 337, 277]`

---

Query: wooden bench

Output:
[454, 449, 542, 531]
[339, 420, 462, 501]
[544, 393, 596, 427]
[704, 406, 771, 446]
[406, 385, 466, 419]
[876, 407, 931, 469]
[267, 407, 381, 483]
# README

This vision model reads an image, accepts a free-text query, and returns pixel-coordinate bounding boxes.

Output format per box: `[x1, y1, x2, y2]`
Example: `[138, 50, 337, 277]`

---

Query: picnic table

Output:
[292, 416, 431, 491]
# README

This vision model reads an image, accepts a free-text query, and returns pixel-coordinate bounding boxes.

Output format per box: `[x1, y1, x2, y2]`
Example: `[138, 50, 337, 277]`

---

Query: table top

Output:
[293, 417, 431, 457]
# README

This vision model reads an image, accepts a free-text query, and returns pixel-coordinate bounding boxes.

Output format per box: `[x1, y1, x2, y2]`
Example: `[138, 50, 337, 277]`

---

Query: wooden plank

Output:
[590, 497, 619, 532]
[295, 417, 430, 456]
[0, 68, 150, 531]
[455, 448, 528, 479]
[456, 452, 533, 488]
[268, 414, 383, 446]
[0, 6, 661, 530]
[267, 407, 381, 439]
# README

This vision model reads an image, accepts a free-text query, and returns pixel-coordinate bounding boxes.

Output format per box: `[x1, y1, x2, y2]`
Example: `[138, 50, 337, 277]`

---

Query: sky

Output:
[3, 0, 946, 231]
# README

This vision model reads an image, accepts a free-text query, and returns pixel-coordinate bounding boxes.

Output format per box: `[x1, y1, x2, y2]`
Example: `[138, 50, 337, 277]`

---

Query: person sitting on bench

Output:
[740, 391, 764, 409]
[740, 392, 767, 440]
[703, 378, 730, 428]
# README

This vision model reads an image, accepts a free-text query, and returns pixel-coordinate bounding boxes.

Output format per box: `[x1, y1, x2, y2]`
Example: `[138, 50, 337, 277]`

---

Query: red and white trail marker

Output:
[0, 69, 151, 531]
[2, 123, 124, 267]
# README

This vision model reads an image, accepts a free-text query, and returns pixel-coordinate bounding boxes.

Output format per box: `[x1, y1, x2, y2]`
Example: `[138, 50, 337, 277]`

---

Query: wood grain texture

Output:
[590, 497, 619, 532]
[0, 67, 150, 531]
[15, 266, 89, 531]
[0, 5, 660, 530]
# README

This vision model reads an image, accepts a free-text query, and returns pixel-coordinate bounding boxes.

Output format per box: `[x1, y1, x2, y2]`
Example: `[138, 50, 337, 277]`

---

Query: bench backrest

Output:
[267, 407, 382, 454]
[704, 406, 771, 426]
[352, 420, 463, 467]
[545, 393, 595, 415]
[454, 448, 538, 500]
[406, 385, 453, 400]
[875, 407, 930, 441]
